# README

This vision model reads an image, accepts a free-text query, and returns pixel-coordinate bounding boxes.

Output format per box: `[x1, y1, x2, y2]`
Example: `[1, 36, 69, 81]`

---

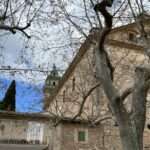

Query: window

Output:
[147, 124, 150, 130]
[75, 129, 88, 143]
[78, 131, 86, 142]
[128, 32, 136, 42]
[72, 77, 76, 91]
[53, 81, 56, 86]
[114, 121, 118, 127]
[63, 90, 66, 102]
[27, 122, 44, 144]
[0, 124, 5, 135]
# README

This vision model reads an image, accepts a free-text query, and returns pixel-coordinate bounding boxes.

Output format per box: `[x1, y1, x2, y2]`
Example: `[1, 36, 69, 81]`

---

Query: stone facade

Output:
[61, 122, 103, 150]
[48, 121, 104, 150]
[44, 19, 150, 150]
[0, 119, 28, 141]
[0, 111, 50, 145]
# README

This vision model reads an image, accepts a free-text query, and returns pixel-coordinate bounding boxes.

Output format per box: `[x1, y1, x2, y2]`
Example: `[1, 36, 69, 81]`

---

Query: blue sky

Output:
[0, 32, 60, 112]
[0, 77, 44, 112]
[0, 28, 70, 113]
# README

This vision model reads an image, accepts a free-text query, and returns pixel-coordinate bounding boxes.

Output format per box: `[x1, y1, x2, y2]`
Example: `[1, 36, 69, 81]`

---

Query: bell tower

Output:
[43, 64, 60, 110]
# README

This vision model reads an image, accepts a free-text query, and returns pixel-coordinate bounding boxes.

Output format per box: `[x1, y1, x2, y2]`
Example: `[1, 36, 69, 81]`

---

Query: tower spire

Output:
[43, 64, 61, 110]
[50, 64, 58, 77]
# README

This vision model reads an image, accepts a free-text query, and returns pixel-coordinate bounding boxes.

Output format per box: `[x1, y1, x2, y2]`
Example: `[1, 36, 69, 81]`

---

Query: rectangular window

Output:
[78, 131, 86, 142]
[72, 77, 76, 91]
[63, 90, 66, 102]
[128, 32, 136, 42]
[74, 128, 88, 143]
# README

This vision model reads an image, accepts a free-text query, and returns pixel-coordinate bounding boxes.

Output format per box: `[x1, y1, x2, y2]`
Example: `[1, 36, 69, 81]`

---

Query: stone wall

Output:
[0, 119, 28, 141]
[0, 118, 49, 144]
[61, 122, 104, 150]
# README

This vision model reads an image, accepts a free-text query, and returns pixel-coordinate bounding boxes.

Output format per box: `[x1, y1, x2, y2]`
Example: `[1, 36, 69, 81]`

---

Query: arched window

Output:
[53, 81, 56, 86]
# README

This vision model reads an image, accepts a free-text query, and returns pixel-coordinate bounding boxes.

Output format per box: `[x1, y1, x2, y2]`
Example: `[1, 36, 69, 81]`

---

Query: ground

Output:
[0, 144, 48, 150]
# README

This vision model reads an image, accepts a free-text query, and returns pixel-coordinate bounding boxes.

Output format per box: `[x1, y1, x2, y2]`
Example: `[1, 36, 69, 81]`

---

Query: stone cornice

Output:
[0, 111, 51, 122]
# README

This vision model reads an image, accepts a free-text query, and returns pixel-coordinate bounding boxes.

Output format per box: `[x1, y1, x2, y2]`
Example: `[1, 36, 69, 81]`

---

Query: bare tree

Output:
[0, 0, 38, 38]
[94, 0, 150, 150]
[46, 0, 150, 150]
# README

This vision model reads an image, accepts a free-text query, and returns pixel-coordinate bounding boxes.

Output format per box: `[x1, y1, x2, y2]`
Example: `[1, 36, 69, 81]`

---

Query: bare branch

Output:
[93, 116, 112, 125]
[72, 83, 101, 120]
[127, 0, 137, 19]
[3, 0, 10, 20]
[120, 86, 133, 101]
[0, 23, 31, 38]
[113, 0, 127, 17]
[90, 0, 102, 29]
[66, 15, 88, 38]
[83, 0, 93, 28]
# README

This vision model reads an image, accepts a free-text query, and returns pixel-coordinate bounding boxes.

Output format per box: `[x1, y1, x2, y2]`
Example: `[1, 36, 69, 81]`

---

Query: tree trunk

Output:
[119, 121, 144, 150]
[113, 100, 144, 150]
[95, 45, 147, 150]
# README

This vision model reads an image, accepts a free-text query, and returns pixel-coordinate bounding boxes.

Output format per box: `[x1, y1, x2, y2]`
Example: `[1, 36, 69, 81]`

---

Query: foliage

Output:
[0, 80, 16, 111]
